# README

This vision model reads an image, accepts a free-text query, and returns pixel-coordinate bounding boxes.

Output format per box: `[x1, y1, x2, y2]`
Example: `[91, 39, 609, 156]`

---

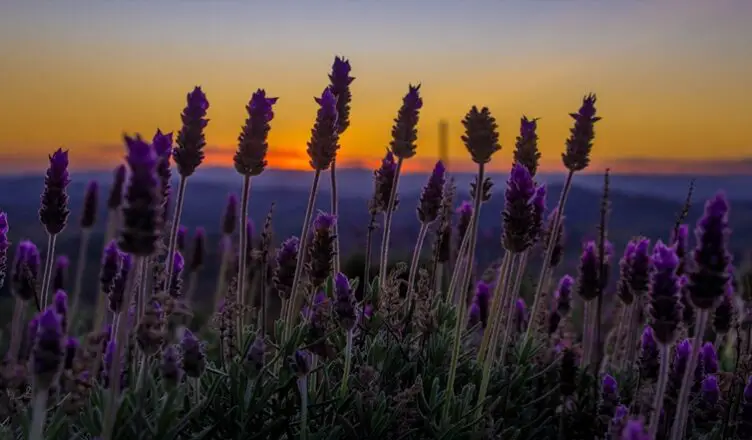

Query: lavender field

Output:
[1, 57, 751, 440]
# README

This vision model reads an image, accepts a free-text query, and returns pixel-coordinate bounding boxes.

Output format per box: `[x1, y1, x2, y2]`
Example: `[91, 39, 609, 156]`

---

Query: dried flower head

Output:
[417, 161, 445, 224]
[80, 181, 99, 229]
[235, 89, 278, 176]
[329, 56, 354, 134]
[562, 94, 600, 172]
[306, 87, 340, 171]
[648, 240, 683, 345]
[688, 192, 732, 309]
[461, 106, 501, 165]
[390, 84, 423, 160]
[514, 116, 541, 177]
[39, 148, 71, 235]
[173, 86, 210, 177]
[119, 134, 162, 256]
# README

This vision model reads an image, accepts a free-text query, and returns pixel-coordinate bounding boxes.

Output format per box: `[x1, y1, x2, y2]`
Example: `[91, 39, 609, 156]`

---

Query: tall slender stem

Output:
[669, 310, 709, 440]
[477, 253, 513, 363]
[212, 235, 231, 316]
[298, 376, 309, 440]
[284, 170, 321, 340]
[69, 230, 91, 327]
[498, 252, 530, 364]
[582, 301, 593, 367]
[648, 344, 671, 438]
[28, 389, 48, 440]
[434, 263, 444, 298]
[363, 214, 377, 298]
[8, 298, 25, 362]
[378, 158, 404, 288]
[443, 163, 485, 419]
[445, 215, 474, 305]
[101, 255, 141, 440]
[340, 329, 354, 397]
[163, 176, 188, 296]
[330, 159, 341, 276]
[237, 175, 252, 337]
[405, 224, 429, 310]
[40, 234, 57, 309]
[525, 170, 574, 341]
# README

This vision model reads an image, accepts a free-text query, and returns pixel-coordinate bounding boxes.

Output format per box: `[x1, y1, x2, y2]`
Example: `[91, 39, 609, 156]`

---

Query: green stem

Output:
[298, 376, 309, 440]
[477, 253, 513, 364]
[363, 214, 377, 298]
[28, 389, 48, 440]
[8, 297, 25, 362]
[497, 251, 530, 364]
[340, 329, 354, 397]
[39, 233, 58, 309]
[648, 344, 671, 438]
[443, 163, 485, 420]
[283, 170, 321, 342]
[668, 310, 709, 440]
[237, 175, 252, 341]
[405, 224, 429, 313]
[444, 216, 474, 305]
[378, 158, 404, 289]
[212, 235, 231, 316]
[162, 176, 188, 296]
[69, 229, 91, 327]
[331, 158, 341, 276]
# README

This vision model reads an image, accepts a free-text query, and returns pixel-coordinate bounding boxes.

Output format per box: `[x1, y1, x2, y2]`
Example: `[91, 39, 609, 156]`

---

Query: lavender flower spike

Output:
[502, 162, 536, 253]
[0, 213, 9, 291]
[273, 236, 299, 300]
[39, 148, 71, 235]
[173, 86, 210, 178]
[107, 165, 127, 211]
[390, 84, 423, 160]
[370, 150, 399, 215]
[235, 89, 278, 176]
[306, 87, 339, 171]
[461, 105, 501, 165]
[32, 308, 64, 390]
[333, 272, 356, 331]
[648, 240, 683, 345]
[80, 180, 99, 229]
[514, 116, 541, 177]
[119, 134, 161, 256]
[621, 419, 649, 440]
[688, 192, 732, 310]
[307, 212, 337, 289]
[417, 161, 446, 224]
[562, 94, 600, 172]
[12, 240, 40, 303]
[576, 241, 600, 301]
[329, 56, 354, 134]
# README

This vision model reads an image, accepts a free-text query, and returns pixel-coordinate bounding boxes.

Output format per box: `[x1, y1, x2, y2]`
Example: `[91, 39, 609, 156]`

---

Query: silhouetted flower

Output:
[456, 201, 473, 247]
[562, 94, 600, 172]
[628, 238, 652, 296]
[100, 241, 120, 297]
[617, 242, 636, 305]
[80, 181, 99, 229]
[417, 161, 445, 224]
[639, 326, 660, 382]
[221, 194, 238, 236]
[235, 89, 278, 176]
[188, 227, 206, 273]
[152, 129, 173, 218]
[461, 106, 501, 165]
[39, 148, 71, 235]
[576, 241, 600, 301]
[688, 193, 732, 310]
[176, 225, 187, 253]
[514, 116, 541, 177]
[174, 86, 210, 177]
[307, 87, 339, 171]
[390, 84, 422, 160]
[329, 56, 354, 134]
[119, 134, 161, 256]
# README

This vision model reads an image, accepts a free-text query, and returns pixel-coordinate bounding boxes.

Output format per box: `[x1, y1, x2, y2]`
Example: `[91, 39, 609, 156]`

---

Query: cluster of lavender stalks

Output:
[0, 56, 750, 440]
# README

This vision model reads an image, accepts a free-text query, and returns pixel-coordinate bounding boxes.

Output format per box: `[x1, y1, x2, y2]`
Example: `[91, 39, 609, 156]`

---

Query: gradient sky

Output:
[1, 0, 750, 174]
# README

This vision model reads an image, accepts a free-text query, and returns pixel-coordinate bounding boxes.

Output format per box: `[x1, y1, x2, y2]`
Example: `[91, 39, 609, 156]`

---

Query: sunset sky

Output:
[1, 0, 750, 175]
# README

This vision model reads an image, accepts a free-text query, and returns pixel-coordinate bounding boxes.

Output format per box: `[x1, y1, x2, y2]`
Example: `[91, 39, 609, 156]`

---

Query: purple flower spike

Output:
[390, 84, 423, 160]
[0, 212, 8, 291]
[100, 241, 121, 296]
[701, 375, 720, 404]
[222, 194, 238, 236]
[12, 241, 40, 302]
[461, 105, 500, 165]
[529, 184, 546, 244]
[701, 342, 718, 374]
[176, 225, 188, 253]
[639, 326, 660, 382]
[602, 374, 618, 396]
[417, 161, 446, 224]
[306, 87, 340, 171]
[180, 329, 206, 378]
[555, 275, 574, 314]
[80, 180, 99, 229]
[53, 290, 69, 332]
[188, 227, 206, 272]
[467, 302, 481, 329]
[576, 241, 600, 301]
[617, 242, 637, 304]
[174, 86, 210, 178]
[648, 240, 683, 345]
[329, 56, 354, 135]
[52, 255, 69, 292]
[370, 150, 400, 215]
[333, 272, 356, 331]
[39, 148, 71, 235]
[109, 252, 132, 313]
[621, 419, 649, 440]
[107, 165, 127, 211]
[32, 308, 64, 389]
[514, 116, 541, 177]
[688, 192, 732, 310]
[456, 200, 473, 245]
[473, 281, 491, 328]
[629, 238, 652, 295]
[562, 94, 600, 172]
[515, 297, 528, 332]
[273, 236, 299, 300]
[673, 224, 690, 276]
[502, 162, 536, 253]
[119, 134, 161, 256]
[235, 89, 278, 176]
